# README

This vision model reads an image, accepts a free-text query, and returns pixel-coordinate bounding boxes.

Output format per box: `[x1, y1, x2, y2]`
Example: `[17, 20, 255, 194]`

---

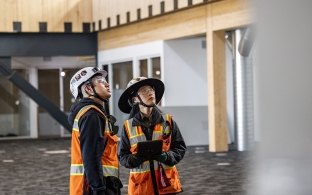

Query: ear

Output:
[132, 96, 139, 103]
[84, 84, 94, 95]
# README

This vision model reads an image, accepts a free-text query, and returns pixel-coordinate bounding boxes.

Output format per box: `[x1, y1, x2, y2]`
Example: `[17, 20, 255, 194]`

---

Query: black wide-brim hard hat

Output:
[118, 78, 165, 114]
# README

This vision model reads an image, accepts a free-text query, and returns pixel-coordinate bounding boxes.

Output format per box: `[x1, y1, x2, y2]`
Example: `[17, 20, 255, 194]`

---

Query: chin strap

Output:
[128, 95, 157, 119]
[136, 94, 156, 108]
[90, 83, 108, 103]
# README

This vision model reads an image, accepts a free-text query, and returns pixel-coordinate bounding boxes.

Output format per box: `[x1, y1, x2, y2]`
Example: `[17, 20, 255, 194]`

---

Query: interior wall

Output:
[161, 37, 209, 145]
[97, 41, 163, 64]
[162, 106, 208, 146]
[163, 37, 208, 106]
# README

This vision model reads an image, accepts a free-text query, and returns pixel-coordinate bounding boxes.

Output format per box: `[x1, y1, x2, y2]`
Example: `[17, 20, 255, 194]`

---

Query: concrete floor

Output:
[0, 138, 252, 195]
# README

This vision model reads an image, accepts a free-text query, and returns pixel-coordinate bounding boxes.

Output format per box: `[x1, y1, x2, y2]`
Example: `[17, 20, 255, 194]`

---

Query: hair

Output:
[128, 103, 140, 119]
[80, 82, 90, 98]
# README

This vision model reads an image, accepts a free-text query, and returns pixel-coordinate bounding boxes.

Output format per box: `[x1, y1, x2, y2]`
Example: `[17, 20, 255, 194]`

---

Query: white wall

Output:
[163, 37, 208, 106]
[162, 106, 208, 146]
[97, 41, 163, 65]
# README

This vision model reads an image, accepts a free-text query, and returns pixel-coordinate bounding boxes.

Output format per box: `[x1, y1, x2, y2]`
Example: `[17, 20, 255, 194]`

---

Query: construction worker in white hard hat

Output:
[118, 77, 186, 195]
[68, 67, 122, 195]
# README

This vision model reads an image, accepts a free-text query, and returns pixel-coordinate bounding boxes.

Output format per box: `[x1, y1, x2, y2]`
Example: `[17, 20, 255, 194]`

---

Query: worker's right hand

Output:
[133, 153, 146, 162]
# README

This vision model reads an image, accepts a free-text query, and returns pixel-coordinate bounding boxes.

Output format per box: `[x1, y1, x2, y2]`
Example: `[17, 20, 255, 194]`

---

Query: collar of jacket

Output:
[68, 98, 106, 126]
[131, 108, 164, 127]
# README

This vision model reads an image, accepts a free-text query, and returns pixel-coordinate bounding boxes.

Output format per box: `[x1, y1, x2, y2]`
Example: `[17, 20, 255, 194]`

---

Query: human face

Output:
[136, 85, 156, 105]
[90, 75, 111, 99]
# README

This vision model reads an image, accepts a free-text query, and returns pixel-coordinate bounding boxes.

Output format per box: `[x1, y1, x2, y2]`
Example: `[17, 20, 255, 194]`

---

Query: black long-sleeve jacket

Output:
[118, 108, 187, 168]
[68, 98, 107, 192]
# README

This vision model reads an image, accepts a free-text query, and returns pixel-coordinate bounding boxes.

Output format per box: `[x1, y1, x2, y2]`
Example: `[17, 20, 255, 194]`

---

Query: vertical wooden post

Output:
[206, 5, 228, 152]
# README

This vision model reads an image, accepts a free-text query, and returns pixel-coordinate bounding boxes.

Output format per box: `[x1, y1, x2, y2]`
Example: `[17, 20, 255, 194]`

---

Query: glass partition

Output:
[111, 61, 133, 134]
[38, 69, 60, 137]
[0, 69, 30, 137]
[152, 57, 161, 79]
[139, 59, 148, 77]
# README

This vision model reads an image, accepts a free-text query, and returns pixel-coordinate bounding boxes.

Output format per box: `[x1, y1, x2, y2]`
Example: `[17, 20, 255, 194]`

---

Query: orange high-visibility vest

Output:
[124, 114, 182, 195]
[70, 105, 119, 195]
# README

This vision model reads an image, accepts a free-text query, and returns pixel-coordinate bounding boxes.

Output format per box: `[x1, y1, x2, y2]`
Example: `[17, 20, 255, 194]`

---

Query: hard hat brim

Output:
[96, 70, 108, 78]
[118, 78, 164, 114]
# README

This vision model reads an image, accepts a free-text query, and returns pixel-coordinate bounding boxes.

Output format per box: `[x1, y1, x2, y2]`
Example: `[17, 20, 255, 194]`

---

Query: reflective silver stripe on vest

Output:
[126, 115, 169, 142]
[130, 161, 176, 173]
[70, 164, 84, 175]
[71, 164, 118, 177]
[126, 120, 147, 146]
[129, 134, 146, 146]
[73, 119, 79, 131]
[152, 130, 163, 140]
[126, 120, 164, 143]
[103, 165, 119, 177]
[130, 161, 156, 173]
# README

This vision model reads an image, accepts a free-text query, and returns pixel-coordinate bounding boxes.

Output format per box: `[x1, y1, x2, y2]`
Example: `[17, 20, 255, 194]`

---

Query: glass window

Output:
[151, 57, 162, 106]
[0, 69, 30, 137]
[38, 69, 60, 111]
[139, 59, 148, 77]
[112, 61, 133, 90]
[112, 61, 133, 135]
[152, 57, 161, 79]
[38, 69, 60, 137]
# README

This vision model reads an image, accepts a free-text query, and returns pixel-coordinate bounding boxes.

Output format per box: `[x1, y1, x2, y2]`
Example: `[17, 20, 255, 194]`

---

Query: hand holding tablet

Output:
[136, 140, 163, 160]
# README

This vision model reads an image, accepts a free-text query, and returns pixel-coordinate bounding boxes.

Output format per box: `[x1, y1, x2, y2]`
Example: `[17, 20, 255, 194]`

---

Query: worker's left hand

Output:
[153, 152, 168, 163]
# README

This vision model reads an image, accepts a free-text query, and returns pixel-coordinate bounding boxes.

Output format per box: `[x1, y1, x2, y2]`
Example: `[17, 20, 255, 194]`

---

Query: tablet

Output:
[137, 140, 163, 158]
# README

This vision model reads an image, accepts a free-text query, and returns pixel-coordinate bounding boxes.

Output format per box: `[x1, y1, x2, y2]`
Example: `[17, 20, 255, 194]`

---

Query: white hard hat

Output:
[70, 67, 107, 99]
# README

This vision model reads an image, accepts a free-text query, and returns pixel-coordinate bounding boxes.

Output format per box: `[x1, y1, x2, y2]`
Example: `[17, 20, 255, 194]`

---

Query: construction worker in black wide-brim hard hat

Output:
[68, 67, 122, 195]
[118, 77, 187, 195]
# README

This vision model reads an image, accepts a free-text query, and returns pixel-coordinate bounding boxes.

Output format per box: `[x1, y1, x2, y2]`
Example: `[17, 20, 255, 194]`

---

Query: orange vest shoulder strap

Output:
[75, 105, 106, 121]
[124, 118, 133, 139]
[162, 114, 173, 135]
[164, 114, 172, 127]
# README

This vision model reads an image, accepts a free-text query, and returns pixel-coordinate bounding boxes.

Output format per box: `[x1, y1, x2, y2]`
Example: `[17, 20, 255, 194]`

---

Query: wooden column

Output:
[206, 5, 228, 152]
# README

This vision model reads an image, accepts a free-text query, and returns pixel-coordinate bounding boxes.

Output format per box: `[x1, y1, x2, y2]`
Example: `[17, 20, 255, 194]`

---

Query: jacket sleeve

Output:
[78, 110, 106, 192]
[118, 124, 145, 168]
[163, 119, 187, 166]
